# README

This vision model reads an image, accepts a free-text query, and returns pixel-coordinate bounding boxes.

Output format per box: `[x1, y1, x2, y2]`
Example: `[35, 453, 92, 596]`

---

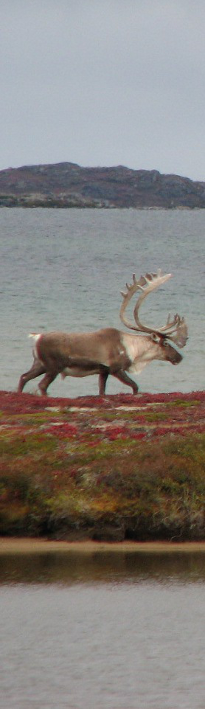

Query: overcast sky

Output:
[1, 0, 205, 180]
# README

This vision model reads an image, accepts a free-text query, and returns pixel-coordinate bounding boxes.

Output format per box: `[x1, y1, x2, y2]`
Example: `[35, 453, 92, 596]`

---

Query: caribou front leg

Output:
[112, 369, 139, 394]
[98, 367, 109, 395]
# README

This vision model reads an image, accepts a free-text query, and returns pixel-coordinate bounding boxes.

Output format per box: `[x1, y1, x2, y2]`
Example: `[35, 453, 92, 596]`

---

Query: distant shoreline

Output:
[0, 202, 204, 210]
[1, 162, 205, 208]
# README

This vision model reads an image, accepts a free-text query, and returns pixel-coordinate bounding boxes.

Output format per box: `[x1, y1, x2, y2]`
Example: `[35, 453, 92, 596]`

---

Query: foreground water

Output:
[1, 547, 205, 709]
[0, 208, 204, 396]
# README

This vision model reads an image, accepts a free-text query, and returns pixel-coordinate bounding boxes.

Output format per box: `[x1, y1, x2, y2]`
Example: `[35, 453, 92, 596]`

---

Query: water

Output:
[1, 549, 205, 708]
[0, 208, 204, 397]
[1, 209, 204, 707]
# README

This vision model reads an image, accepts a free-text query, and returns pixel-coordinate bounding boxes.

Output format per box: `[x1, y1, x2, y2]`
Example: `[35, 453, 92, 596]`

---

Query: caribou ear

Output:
[151, 333, 160, 343]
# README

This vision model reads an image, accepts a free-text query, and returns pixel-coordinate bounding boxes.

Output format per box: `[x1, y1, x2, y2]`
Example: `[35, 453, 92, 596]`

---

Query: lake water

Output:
[0, 209, 204, 708]
[0, 207, 204, 397]
[1, 549, 205, 709]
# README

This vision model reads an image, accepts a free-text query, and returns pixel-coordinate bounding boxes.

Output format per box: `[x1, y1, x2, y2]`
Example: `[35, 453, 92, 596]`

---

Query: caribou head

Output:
[120, 269, 187, 365]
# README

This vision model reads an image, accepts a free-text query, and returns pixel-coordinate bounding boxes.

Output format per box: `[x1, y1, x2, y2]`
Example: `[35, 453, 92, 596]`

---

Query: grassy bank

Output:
[0, 390, 204, 541]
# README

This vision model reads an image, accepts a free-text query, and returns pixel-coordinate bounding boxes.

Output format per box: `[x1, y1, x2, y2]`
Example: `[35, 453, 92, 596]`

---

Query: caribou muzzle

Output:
[173, 351, 183, 365]
[166, 344, 183, 365]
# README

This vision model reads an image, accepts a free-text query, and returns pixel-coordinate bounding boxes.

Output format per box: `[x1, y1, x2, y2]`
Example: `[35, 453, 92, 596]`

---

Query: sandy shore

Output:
[1, 537, 205, 554]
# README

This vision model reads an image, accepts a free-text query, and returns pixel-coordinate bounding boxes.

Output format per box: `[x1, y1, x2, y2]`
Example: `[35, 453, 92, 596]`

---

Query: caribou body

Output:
[18, 270, 188, 396]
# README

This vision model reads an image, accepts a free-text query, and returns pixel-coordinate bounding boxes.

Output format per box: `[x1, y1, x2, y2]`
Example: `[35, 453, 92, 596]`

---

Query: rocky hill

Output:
[1, 162, 205, 208]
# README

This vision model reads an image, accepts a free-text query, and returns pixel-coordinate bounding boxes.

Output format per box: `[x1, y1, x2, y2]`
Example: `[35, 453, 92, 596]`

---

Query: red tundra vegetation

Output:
[0, 390, 204, 542]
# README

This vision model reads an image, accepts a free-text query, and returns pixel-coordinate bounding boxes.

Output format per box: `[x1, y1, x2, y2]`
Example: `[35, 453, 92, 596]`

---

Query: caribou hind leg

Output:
[38, 371, 58, 396]
[18, 359, 46, 393]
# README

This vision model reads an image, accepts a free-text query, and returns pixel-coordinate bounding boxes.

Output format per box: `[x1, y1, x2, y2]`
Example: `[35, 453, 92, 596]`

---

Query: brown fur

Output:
[18, 327, 182, 396]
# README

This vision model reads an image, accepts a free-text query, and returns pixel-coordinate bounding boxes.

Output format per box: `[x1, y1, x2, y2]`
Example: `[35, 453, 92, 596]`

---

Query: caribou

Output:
[18, 270, 188, 396]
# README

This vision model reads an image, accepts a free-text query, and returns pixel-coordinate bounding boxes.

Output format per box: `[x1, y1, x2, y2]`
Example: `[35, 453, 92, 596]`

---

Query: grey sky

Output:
[1, 0, 205, 180]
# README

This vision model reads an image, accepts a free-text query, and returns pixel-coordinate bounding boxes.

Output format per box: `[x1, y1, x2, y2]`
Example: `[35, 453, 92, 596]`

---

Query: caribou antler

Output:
[120, 270, 172, 332]
[163, 316, 188, 348]
[120, 269, 188, 348]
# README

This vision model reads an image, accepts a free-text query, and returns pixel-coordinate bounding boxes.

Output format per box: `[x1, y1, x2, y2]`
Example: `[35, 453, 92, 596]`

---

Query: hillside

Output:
[1, 162, 205, 208]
